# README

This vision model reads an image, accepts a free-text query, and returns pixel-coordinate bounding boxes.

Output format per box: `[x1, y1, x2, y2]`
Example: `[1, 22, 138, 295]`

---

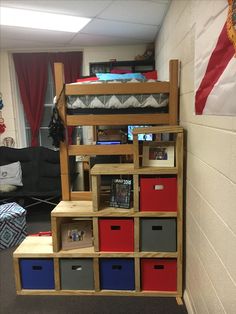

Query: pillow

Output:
[110, 69, 132, 74]
[0, 184, 18, 193]
[96, 73, 145, 81]
[142, 71, 158, 80]
[0, 161, 23, 186]
[76, 77, 98, 82]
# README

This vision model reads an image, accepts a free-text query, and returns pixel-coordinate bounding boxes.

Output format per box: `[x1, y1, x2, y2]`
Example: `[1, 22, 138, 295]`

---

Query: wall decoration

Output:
[0, 93, 3, 110]
[2, 137, 15, 147]
[0, 111, 6, 134]
[195, 0, 236, 115]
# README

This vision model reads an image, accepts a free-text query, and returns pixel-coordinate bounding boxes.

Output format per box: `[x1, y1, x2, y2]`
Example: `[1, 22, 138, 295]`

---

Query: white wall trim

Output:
[184, 290, 195, 314]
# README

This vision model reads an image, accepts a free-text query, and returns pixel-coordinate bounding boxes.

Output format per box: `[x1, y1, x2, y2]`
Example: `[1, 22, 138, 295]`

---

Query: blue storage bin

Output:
[100, 258, 135, 290]
[20, 259, 55, 289]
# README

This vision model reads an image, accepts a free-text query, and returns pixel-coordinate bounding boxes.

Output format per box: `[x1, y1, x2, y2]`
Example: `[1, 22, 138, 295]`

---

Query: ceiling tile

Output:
[0, 25, 75, 45]
[0, 1, 112, 17]
[98, 1, 170, 25]
[82, 19, 158, 40]
[70, 33, 150, 47]
[0, 0, 170, 49]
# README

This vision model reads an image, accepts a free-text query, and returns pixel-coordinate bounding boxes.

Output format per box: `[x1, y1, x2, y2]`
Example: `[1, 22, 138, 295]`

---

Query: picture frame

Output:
[142, 143, 175, 167]
[61, 220, 93, 250]
[109, 178, 132, 209]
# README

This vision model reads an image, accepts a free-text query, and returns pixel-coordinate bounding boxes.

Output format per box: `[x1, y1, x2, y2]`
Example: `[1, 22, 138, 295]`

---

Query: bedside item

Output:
[0, 202, 26, 250]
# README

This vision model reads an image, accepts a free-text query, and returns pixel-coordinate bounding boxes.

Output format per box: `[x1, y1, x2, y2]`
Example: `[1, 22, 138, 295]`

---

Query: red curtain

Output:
[13, 53, 49, 146]
[49, 51, 83, 144]
[49, 51, 83, 83]
[13, 51, 83, 146]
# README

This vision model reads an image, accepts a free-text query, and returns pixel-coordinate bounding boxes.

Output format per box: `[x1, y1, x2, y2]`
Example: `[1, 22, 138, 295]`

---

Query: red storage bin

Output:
[140, 177, 177, 212]
[141, 258, 177, 291]
[99, 218, 134, 252]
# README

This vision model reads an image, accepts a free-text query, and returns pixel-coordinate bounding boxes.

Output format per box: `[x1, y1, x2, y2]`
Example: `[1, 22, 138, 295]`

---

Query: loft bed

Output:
[54, 59, 179, 201]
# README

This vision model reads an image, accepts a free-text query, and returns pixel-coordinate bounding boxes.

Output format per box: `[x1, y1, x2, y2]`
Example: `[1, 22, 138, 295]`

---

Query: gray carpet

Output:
[0, 204, 188, 314]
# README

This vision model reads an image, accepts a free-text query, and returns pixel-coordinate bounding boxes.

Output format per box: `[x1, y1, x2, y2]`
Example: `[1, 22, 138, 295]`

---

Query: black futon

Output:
[0, 146, 61, 206]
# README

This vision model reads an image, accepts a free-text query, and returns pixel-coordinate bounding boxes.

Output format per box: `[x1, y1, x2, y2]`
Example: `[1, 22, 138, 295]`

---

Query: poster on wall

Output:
[195, 0, 236, 116]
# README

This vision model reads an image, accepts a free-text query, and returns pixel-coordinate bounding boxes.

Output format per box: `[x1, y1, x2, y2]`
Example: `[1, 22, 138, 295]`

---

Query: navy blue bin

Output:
[100, 258, 135, 290]
[20, 259, 55, 289]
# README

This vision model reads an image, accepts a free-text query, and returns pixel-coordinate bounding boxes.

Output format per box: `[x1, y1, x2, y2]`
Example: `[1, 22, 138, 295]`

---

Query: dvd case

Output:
[109, 178, 132, 208]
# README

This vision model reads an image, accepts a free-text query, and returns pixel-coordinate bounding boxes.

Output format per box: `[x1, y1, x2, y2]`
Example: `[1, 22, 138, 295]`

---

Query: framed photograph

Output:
[61, 220, 93, 250]
[109, 178, 132, 209]
[142, 143, 175, 167]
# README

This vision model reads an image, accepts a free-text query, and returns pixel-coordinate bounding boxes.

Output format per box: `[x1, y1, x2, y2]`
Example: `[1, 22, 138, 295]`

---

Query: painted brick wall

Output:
[155, 1, 236, 313]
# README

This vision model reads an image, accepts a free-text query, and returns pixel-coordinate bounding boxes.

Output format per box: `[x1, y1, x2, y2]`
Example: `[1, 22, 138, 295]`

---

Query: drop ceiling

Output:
[0, 0, 171, 50]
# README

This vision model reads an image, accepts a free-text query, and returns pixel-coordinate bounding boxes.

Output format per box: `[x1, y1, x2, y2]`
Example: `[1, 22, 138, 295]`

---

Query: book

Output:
[109, 178, 132, 209]
[61, 220, 93, 250]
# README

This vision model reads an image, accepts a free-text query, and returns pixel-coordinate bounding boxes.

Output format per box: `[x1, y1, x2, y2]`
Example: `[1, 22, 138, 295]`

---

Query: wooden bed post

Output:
[168, 59, 179, 125]
[54, 63, 71, 201]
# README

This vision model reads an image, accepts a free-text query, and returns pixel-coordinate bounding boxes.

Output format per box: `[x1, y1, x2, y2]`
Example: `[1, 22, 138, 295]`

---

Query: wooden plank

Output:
[51, 216, 60, 252]
[13, 237, 54, 257]
[168, 60, 179, 125]
[51, 200, 177, 218]
[51, 200, 93, 216]
[67, 113, 169, 126]
[132, 125, 183, 135]
[54, 251, 178, 258]
[176, 297, 184, 305]
[133, 134, 140, 169]
[54, 63, 70, 201]
[54, 258, 60, 290]
[70, 191, 92, 201]
[133, 174, 139, 211]
[13, 258, 21, 292]
[91, 176, 100, 211]
[135, 258, 140, 292]
[61, 173, 70, 201]
[17, 290, 178, 296]
[54, 63, 65, 123]
[93, 257, 100, 292]
[93, 217, 99, 252]
[66, 81, 170, 96]
[90, 163, 178, 175]
[134, 217, 140, 252]
[68, 144, 134, 156]
[176, 132, 183, 296]
[91, 163, 134, 175]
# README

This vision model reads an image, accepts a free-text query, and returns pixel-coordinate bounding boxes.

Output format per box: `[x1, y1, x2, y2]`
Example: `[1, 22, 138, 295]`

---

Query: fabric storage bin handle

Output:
[152, 226, 163, 230]
[153, 265, 164, 270]
[72, 265, 82, 271]
[112, 265, 122, 270]
[153, 184, 164, 190]
[111, 225, 121, 230]
[32, 266, 42, 270]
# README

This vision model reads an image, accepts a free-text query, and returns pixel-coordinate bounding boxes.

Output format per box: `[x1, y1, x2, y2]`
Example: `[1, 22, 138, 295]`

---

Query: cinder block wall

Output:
[155, 1, 236, 313]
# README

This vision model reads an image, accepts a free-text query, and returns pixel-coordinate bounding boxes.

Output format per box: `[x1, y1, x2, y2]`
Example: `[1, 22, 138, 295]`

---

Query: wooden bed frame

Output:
[54, 59, 179, 201]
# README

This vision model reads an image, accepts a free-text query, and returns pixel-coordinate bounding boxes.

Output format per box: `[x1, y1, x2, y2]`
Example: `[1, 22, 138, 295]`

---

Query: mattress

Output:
[66, 80, 169, 111]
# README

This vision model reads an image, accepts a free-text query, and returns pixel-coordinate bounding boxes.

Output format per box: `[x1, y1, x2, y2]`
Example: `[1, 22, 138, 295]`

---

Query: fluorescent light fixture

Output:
[0, 7, 91, 33]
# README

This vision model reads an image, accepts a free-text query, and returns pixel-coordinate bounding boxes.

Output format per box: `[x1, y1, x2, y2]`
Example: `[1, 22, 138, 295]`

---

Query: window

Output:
[25, 66, 55, 149]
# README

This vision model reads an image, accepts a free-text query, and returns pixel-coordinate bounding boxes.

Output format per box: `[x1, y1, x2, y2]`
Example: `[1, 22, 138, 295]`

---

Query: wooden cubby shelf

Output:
[13, 125, 183, 305]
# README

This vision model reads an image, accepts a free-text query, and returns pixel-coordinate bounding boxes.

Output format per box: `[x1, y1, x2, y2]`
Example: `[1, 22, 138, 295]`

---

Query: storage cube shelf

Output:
[13, 126, 183, 304]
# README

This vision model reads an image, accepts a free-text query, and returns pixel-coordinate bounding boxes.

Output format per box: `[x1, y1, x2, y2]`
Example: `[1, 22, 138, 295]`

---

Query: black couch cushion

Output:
[0, 146, 61, 197]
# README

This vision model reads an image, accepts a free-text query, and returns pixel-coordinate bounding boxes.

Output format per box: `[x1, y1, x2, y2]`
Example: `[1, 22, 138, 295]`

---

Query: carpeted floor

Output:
[0, 203, 188, 314]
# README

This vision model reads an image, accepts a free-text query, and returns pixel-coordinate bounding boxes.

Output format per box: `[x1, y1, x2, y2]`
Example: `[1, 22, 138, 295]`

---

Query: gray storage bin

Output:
[140, 218, 176, 252]
[60, 258, 94, 290]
